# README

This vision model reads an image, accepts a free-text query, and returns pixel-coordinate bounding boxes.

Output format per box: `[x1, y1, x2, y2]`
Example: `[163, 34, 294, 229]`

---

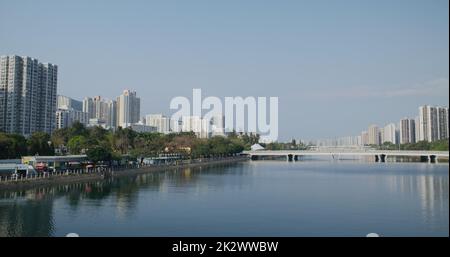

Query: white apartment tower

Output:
[414, 116, 420, 143]
[82, 97, 94, 119]
[361, 131, 369, 145]
[210, 114, 225, 136]
[145, 114, 170, 133]
[383, 123, 397, 144]
[106, 99, 117, 129]
[418, 105, 441, 142]
[182, 116, 210, 138]
[117, 89, 140, 128]
[367, 125, 380, 145]
[0, 55, 57, 136]
[82, 96, 117, 129]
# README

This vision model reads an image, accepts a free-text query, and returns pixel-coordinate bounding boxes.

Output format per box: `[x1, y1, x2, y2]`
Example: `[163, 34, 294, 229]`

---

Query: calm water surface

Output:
[0, 161, 448, 236]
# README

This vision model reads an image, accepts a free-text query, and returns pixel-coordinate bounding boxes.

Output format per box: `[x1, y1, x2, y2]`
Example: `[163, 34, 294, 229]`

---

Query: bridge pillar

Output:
[420, 156, 429, 162]
[429, 155, 437, 163]
[287, 154, 294, 162]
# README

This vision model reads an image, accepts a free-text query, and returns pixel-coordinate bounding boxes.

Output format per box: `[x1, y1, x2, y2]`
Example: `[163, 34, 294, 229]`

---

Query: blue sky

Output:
[1, 0, 448, 141]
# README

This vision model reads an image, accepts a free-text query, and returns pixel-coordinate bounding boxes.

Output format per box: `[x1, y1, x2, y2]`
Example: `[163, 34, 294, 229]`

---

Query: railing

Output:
[0, 166, 107, 183]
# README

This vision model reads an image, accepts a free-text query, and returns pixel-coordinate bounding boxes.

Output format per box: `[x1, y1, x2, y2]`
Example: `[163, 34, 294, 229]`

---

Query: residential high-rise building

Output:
[82, 96, 117, 129]
[106, 99, 117, 129]
[428, 106, 438, 141]
[170, 118, 182, 133]
[418, 106, 428, 142]
[335, 136, 360, 146]
[379, 127, 385, 144]
[56, 108, 89, 129]
[437, 106, 449, 140]
[210, 114, 225, 136]
[418, 105, 439, 142]
[82, 97, 94, 119]
[414, 116, 420, 143]
[130, 122, 157, 133]
[318, 105, 446, 148]
[0, 55, 57, 136]
[182, 116, 210, 138]
[383, 123, 397, 144]
[117, 89, 140, 128]
[92, 96, 103, 121]
[57, 95, 82, 111]
[145, 114, 170, 133]
[367, 125, 380, 145]
[409, 119, 416, 143]
[361, 131, 369, 145]
[356, 135, 362, 146]
[399, 118, 416, 144]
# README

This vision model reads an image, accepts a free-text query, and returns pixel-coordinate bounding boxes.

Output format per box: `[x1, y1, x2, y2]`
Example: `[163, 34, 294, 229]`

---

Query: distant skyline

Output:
[1, 0, 448, 140]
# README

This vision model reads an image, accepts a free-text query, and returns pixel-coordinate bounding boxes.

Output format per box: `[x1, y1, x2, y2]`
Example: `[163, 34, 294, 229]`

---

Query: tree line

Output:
[0, 131, 53, 159]
[261, 139, 309, 150]
[376, 140, 449, 151]
[1, 122, 260, 161]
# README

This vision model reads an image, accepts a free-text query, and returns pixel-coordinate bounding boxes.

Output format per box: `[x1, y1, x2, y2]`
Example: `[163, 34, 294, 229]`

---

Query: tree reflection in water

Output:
[0, 162, 245, 236]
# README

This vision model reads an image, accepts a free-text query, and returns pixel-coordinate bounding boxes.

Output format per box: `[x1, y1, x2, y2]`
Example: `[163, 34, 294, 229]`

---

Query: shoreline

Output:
[0, 156, 250, 191]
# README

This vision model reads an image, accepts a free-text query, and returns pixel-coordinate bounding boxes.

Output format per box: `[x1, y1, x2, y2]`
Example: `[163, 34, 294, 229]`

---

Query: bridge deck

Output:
[243, 150, 449, 157]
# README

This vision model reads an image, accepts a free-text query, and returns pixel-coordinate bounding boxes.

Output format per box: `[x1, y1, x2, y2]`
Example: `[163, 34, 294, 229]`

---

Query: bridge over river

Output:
[242, 150, 449, 163]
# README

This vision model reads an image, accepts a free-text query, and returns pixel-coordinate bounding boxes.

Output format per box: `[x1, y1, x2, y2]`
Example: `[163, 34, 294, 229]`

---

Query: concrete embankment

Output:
[0, 156, 249, 191]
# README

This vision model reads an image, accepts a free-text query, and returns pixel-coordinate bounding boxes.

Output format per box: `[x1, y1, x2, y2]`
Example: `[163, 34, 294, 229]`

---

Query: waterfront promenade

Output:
[0, 156, 249, 191]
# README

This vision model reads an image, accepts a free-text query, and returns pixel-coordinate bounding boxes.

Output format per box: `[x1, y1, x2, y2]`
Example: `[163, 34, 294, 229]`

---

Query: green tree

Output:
[132, 132, 166, 157]
[430, 139, 449, 151]
[86, 146, 112, 164]
[10, 133, 28, 157]
[0, 134, 14, 159]
[113, 127, 137, 154]
[192, 139, 210, 158]
[51, 127, 69, 150]
[69, 121, 88, 138]
[227, 140, 245, 155]
[67, 135, 88, 154]
[379, 142, 397, 150]
[0, 133, 27, 159]
[27, 132, 54, 156]
[209, 136, 229, 156]
[89, 126, 108, 141]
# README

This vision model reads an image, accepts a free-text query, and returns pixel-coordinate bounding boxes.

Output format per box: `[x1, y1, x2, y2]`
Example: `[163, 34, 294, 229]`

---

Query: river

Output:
[0, 160, 448, 236]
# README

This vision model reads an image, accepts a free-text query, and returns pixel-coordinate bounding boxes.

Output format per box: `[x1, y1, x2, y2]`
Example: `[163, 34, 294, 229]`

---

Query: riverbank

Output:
[0, 156, 249, 191]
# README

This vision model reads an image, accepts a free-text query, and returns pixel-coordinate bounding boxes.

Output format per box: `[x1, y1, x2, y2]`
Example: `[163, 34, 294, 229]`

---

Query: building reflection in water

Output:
[2, 161, 444, 236]
[386, 164, 449, 230]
